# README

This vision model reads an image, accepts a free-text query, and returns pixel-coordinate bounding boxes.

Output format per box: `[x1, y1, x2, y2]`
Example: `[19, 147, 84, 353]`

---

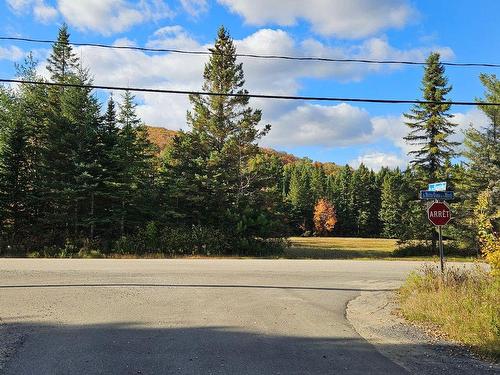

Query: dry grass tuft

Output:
[399, 264, 500, 360]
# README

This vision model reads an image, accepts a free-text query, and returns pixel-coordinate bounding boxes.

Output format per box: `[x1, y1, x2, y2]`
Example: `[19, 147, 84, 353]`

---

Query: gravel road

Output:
[0, 258, 489, 374]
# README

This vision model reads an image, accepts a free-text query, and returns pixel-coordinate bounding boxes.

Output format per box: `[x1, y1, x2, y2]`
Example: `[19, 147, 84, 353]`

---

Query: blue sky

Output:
[0, 0, 499, 170]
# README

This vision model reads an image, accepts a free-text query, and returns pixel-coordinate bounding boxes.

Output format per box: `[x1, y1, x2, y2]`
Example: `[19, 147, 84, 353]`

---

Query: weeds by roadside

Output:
[399, 264, 500, 361]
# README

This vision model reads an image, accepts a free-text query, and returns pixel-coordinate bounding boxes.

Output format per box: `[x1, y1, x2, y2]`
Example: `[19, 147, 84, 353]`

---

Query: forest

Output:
[0, 25, 498, 260]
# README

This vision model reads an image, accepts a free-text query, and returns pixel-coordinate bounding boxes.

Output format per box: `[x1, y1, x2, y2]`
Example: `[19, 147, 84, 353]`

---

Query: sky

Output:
[0, 0, 499, 170]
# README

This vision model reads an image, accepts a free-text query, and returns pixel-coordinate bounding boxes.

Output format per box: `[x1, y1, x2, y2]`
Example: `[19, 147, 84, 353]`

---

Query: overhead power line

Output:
[2, 78, 499, 106]
[1, 36, 499, 68]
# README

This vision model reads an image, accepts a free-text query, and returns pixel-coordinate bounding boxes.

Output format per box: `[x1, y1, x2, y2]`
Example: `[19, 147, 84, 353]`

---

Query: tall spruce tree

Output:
[46, 23, 78, 84]
[116, 91, 155, 236]
[404, 52, 459, 251]
[164, 26, 270, 230]
[404, 52, 459, 183]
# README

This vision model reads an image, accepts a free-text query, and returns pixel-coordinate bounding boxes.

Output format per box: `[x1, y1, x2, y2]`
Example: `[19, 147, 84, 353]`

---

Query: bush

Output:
[392, 240, 475, 257]
[111, 223, 288, 257]
[475, 190, 500, 276]
[399, 265, 500, 360]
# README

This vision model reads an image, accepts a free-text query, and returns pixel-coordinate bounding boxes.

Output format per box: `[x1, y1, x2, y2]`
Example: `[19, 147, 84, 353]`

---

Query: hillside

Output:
[144, 126, 336, 170]
[145, 126, 178, 154]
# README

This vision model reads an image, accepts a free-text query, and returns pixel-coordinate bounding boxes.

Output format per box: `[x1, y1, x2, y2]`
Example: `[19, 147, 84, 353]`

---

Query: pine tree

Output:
[116, 91, 156, 236]
[403, 52, 459, 251]
[461, 74, 500, 238]
[0, 55, 49, 251]
[464, 74, 499, 197]
[287, 162, 312, 231]
[404, 52, 459, 183]
[350, 164, 372, 236]
[379, 169, 412, 238]
[46, 23, 78, 84]
[331, 165, 354, 235]
[310, 163, 326, 203]
[165, 26, 270, 231]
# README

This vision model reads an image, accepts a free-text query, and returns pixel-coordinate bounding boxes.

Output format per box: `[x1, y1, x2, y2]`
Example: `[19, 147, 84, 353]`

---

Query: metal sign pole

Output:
[438, 225, 444, 273]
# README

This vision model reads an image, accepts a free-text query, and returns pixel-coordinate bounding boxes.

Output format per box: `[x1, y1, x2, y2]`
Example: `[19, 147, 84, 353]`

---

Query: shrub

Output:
[475, 190, 500, 276]
[392, 240, 474, 257]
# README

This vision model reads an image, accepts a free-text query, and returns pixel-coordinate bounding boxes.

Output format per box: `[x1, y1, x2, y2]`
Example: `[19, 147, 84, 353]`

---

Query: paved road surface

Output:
[0, 259, 427, 374]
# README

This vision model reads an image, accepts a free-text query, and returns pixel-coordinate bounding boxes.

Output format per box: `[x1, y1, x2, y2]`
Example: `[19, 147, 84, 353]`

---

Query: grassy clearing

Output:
[287, 236, 399, 259]
[399, 265, 500, 361]
[286, 237, 395, 259]
[286, 237, 478, 261]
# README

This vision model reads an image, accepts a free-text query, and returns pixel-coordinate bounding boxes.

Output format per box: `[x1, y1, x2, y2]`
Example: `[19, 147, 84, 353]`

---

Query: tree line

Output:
[0, 25, 498, 258]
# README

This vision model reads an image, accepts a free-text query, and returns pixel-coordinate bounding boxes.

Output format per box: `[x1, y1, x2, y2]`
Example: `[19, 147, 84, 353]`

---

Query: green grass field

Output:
[286, 237, 397, 259]
[285, 237, 478, 261]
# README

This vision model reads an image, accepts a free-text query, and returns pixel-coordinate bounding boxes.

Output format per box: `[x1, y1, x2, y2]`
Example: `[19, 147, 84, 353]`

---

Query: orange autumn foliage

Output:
[313, 198, 337, 236]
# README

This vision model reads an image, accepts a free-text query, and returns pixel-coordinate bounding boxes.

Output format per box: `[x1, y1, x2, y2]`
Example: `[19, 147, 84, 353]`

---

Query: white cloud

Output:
[235, 30, 454, 87]
[371, 114, 412, 154]
[6, 0, 32, 12]
[451, 108, 489, 149]
[33, 1, 58, 23]
[7, 0, 58, 23]
[371, 108, 490, 157]
[0, 46, 25, 61]
[56, 0, 174, 35]
[261, 103, 373, 147]
[218, 0, 415, 38]
[180, 0, 208, 17]
[148, 25, 201, 49]
[349, 152, 406, 171]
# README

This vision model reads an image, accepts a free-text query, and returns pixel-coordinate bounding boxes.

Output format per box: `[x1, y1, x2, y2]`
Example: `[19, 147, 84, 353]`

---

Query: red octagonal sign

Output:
[427, 202, 451, 226]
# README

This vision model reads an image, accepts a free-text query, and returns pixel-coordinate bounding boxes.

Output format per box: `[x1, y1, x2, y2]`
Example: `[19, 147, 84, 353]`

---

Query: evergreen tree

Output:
[404, 52, 459, 183]
[0, 55, 49, 251]
[46, 23, 78, 84]
[116, 91, 156, 236]
[310, 163, 326, 203]
[331, 165, 354, 235]
[164, 26, 271, 234]
[460, 74, 500, 239]
[367, 169, 382, 236]
[464, 74, 499, 198]
[403, 52, 459, 251]
[350, 164, 373, 236]
[379, 169, 412, 238]
[287, 162, 313, 231]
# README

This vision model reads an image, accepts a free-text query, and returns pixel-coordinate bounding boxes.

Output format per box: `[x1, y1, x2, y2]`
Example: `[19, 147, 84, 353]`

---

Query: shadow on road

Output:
[1, 322, 414, 374]
[0, 283, 396, 292]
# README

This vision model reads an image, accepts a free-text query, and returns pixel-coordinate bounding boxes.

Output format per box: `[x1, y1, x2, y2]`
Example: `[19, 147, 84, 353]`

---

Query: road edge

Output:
[346, 290, 499, 375]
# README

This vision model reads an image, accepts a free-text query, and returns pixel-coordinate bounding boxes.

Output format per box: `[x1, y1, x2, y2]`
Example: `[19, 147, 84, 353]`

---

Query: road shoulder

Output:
[346, 290, 499, 375]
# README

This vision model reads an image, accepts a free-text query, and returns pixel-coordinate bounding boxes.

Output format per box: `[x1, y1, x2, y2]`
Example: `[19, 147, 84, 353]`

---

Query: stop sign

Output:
[427, 202, 451, 226]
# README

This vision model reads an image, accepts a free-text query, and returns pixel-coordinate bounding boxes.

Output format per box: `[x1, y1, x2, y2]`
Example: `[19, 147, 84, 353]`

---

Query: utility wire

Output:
[2, 78, 499, 106]
[1, 36, 499, 68]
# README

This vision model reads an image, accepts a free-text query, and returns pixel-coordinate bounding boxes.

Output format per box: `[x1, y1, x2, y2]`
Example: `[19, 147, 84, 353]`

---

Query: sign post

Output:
[438, 226, 444, 273]
[427, 201, 452, 273]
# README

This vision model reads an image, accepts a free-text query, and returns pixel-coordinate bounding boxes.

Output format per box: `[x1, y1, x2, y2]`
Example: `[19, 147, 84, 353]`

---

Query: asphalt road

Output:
[0, 259, 427, 374]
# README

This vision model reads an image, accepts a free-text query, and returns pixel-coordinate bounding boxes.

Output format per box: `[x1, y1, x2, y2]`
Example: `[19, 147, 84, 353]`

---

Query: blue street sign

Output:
[428, 182, 447, 192]
[419, 190, 454, 200]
